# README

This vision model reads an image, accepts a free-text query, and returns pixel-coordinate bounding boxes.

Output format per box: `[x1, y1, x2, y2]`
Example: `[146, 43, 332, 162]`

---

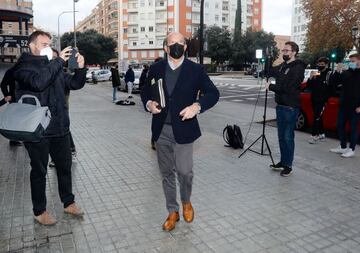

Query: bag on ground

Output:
[0, 95, 51, 142]
[223, 124, 244, 149]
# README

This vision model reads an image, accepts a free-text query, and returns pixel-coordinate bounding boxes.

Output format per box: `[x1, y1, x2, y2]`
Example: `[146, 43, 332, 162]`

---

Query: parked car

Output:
[86, 69, 112, 82]
[296, 83, 360, 133]
[118, 70, 141, 93]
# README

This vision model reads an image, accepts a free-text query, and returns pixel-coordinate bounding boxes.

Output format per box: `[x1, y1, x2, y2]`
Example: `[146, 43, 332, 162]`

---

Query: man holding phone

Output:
[14, 30, 86, 225]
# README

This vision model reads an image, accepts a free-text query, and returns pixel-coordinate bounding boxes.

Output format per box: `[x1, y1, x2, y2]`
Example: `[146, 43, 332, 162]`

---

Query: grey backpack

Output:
[0, 95, 51, 142]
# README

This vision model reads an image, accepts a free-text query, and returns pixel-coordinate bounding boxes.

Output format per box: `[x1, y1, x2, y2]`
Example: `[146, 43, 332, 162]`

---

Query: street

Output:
[211, 76, 277, 109]
[1, 82, 360, 252]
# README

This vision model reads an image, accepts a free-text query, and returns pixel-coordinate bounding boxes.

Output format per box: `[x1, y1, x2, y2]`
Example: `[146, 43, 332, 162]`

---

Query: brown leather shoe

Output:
[162, 212, 180, 231]
[182, 202, 194, 223]
[64, 203, 84, 217]
[34, 211, 57, 226]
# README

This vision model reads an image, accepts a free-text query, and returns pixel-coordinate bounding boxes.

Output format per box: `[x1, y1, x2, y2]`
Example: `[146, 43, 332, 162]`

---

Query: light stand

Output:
[239, 48, 275, 165]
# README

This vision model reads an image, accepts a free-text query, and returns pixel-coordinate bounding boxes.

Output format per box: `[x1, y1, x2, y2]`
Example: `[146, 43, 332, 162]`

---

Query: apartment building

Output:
[76, 0, 262, 66]
[0, 0, 33, 62]
[291, 0, 308, 52]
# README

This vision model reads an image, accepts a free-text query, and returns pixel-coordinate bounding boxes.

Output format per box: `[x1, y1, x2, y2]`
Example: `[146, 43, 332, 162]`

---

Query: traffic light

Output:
[331, 53, 336, 60]
[260, 58, 265, 63]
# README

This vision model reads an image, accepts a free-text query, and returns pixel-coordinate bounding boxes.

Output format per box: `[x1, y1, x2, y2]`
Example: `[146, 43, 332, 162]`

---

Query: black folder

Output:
[152, 78, 166, 109]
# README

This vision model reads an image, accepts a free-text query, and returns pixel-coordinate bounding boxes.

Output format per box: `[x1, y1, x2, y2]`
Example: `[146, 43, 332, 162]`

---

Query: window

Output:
[141, 51, 147, 58]
[168, 12, 174, 18]
[123, 52, 128, 59]
[186, 0, 191, 7]
[186, 12, 191, 20]
[150, 50, 155, 57]
[131, 51, 137, 58]
[149, 26, 154, 32]
[141, 27, 145, 32]
[186, 25, 191, 32]
[132, 41, 137, 46]
[149, 40, 154, 45]
[215, 15, 219, 21]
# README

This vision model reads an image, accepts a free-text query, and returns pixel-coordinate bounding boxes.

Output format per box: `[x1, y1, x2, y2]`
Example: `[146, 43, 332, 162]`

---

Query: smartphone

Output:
[68, 48, 79, 70]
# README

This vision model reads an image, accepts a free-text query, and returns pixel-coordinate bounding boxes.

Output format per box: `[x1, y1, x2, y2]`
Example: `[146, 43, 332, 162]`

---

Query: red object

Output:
[299, 82, 360, 132]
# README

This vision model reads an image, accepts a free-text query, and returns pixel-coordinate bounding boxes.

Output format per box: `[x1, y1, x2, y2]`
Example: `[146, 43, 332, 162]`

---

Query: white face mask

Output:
[40, 47, 53, 61]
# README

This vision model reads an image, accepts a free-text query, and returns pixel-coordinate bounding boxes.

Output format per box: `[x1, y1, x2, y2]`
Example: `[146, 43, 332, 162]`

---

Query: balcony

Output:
[0, 29, 31, 36]
[0, 3, 33, 17]
[127, 33, 139, 38]
[155, 18, 167, 24]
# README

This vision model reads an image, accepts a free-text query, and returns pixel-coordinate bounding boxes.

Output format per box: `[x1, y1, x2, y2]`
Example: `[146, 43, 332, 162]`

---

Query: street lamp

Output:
[351, 25, 359, 52]
[58, 11, 78, 52]
[73, 0, 79, 48]
[199, 0, 204, 65]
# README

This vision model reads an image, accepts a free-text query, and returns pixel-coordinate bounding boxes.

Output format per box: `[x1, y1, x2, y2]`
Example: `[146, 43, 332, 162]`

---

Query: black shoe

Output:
[280, 166, 293, 177]
[128, 96, 133, 99]
[270, 162, 284, 171]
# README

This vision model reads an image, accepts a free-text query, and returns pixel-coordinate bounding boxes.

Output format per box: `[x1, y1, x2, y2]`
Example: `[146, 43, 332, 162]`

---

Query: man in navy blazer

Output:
[141, 32, 219, 232]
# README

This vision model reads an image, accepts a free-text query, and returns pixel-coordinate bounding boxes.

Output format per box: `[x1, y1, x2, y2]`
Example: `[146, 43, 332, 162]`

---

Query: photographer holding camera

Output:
[13, 30, 86, 225]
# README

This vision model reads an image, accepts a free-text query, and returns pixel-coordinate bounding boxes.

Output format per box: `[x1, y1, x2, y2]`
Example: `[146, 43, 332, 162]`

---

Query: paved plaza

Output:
[1, 82, 360, 253]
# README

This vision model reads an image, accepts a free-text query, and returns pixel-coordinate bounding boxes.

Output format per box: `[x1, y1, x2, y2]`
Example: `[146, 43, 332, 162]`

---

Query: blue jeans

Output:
[276, 105, 299, 168]
[113, 87, 117, 101]
[337, 109, 360, 150]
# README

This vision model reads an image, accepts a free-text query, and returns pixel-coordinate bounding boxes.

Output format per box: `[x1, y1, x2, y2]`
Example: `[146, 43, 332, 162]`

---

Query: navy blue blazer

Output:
[141, 59, 219, 144]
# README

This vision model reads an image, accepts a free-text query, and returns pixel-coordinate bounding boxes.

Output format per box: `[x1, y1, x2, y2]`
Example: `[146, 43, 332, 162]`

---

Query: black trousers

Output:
[311, 101, 326, 136]
[24, 134, 74, 216]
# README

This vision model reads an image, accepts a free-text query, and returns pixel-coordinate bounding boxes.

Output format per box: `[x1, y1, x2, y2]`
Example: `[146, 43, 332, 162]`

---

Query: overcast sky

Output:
[33, 0, 292, 36]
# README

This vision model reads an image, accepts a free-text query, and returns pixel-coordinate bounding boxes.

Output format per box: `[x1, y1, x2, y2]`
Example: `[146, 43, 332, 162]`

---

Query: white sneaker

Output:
[309, 135, 319, 144]
[341, 149, 355, 158]
[330, 146, 348, 154]
[318, 134, 326, 140]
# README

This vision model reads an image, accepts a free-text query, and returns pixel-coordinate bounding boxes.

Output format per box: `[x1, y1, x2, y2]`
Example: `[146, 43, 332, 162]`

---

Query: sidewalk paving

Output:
[1, 82, 360, 253]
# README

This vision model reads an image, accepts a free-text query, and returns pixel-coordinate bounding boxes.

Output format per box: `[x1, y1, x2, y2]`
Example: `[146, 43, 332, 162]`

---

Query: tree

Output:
[231, 30, 279, 67]
[303, 0, 360, 54]
[61, 29, 117, 66]
[204, 26, 232, 65]
[234, 0, 242, 42]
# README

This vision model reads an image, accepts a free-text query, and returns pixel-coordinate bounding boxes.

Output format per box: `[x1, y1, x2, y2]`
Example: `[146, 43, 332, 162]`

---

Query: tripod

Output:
[239, 50, 275, 165]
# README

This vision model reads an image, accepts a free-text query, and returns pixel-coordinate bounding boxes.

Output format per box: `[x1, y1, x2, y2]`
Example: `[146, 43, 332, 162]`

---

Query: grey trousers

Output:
[156, 124, 194, 213]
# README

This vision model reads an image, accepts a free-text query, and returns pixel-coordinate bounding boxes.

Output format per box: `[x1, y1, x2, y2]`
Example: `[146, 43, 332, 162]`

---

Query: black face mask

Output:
[283, 55, 290, 62]
[169, 43, 185, 59]
[317, 66, 326, 71]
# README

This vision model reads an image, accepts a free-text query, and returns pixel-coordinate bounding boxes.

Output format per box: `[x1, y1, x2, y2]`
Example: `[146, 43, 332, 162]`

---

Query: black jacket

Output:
[332, 68, 360, 111]
[141, 59, 219, 144]
[1, 65, 17, 101]
[14, 53, 86, 138]
[111, 67, 121, 88]
[269, 59, 306, 108]
[306, 68, 332, 104]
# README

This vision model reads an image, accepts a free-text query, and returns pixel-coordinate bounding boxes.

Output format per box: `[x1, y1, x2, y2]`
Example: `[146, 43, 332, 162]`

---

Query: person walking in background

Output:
[330, 53, 360, 158]
[0, 64, 22, 146]
[139, 64, 149, 92]
[125, 66, 135, 99]
[14, 31, 86, 225]
[141, 32, 219, 232]
[306, 57, 333, 144]
[111, 65, 121, 103]
[265, 41, 306, 177]
[48, 48, 77, 168]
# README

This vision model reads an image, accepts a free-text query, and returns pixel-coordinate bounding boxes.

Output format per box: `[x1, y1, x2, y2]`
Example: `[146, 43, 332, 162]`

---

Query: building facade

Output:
[0, 0, 33, 62]
[291, 0, 308, 53]
[76, 0, 263, 67]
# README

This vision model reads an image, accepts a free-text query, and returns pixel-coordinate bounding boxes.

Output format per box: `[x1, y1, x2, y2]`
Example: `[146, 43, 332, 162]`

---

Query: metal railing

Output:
[0, 29, 31, 36]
